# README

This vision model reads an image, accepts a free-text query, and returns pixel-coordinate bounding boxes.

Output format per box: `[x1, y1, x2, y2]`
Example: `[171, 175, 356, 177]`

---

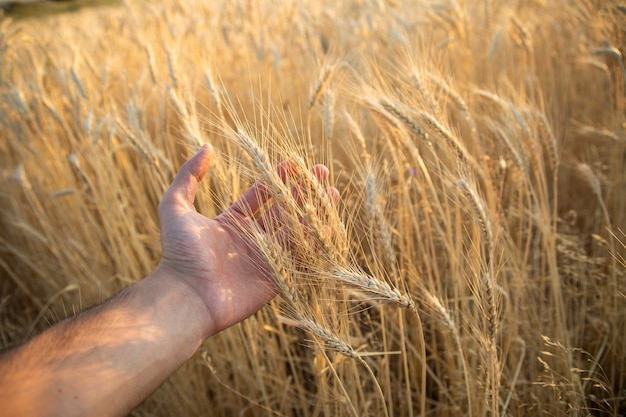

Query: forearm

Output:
[0, 268, 213, 417]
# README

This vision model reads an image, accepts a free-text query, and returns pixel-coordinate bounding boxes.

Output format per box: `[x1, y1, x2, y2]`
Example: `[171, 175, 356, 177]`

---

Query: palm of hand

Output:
[160, 206, 275, 333]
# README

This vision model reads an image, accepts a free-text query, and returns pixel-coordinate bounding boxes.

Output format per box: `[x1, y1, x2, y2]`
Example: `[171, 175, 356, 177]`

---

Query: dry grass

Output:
[1, 0, 625, 415]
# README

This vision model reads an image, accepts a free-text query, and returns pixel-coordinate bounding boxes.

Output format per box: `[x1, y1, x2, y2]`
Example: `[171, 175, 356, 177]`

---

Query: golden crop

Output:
[1, 0, 624, 415]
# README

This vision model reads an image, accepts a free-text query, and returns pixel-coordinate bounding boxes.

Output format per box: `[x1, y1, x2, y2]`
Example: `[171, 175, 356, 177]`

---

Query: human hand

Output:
[156, 144, 339, 337]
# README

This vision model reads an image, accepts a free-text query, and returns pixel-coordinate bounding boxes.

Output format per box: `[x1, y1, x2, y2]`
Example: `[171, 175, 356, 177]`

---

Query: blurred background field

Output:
[1, 0, 625, 415]
[0, 0, 120, 18]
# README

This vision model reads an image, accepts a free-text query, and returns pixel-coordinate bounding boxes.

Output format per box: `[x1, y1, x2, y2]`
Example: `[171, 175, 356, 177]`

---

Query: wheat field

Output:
[1, 0, 625, 415]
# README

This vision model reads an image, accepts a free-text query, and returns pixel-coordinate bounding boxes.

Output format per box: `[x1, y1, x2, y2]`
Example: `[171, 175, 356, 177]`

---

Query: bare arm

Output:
[0, 268, 211, 417]
[0, 144, 338, 417]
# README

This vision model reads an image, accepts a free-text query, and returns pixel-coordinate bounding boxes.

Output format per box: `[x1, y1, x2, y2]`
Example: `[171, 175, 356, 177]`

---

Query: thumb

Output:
[159, 144, 213, 216]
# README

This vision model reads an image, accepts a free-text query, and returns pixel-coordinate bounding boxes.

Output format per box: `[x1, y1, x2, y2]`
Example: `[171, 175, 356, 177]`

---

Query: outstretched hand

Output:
[156, 144, 339, 337]
[0, 143, 340, 417]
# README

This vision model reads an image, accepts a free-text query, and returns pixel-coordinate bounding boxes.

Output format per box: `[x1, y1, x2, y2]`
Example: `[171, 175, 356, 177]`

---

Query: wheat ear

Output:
[425, 73, 478, 144]
[330, 267, 414, 311]
[416, 110, 483, 177]
[379, 99, 430, 144]
[255, 230, 300, 306]
[341, 108, 371, 163]
[456, 178, 494, 257]
[308, 65, 334, 109]
[365, 171, 399, 279]
[298, 318, 391, 417]
[410, 71, 441, 116]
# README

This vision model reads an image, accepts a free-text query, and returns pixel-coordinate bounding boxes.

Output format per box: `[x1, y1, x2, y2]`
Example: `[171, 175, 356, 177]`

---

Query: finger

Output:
[229, 178, 271, 218]
[292, 179, 308, 206]
[163, 144, 213, 207]
[160, 144, 213, 216]
[229, 160, 297, 218]
[256, 202, 283, 233]
[277, 159, 298, 182]
[260, 176, 339, 233]
[310, 164, 329, 183]
[292, 164, 332, 206]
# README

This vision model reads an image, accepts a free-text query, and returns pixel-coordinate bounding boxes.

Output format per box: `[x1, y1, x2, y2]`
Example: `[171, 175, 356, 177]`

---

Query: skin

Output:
[0, 144, 339, 417]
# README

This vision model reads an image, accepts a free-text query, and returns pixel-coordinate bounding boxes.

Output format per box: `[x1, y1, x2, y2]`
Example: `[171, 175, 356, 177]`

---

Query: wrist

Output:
[147, 264, 216, 342]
